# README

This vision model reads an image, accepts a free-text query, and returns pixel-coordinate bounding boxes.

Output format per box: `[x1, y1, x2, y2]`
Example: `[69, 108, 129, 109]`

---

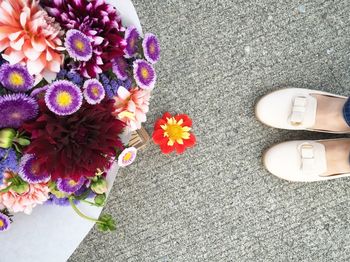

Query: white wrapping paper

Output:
[0, 1, 141, 261]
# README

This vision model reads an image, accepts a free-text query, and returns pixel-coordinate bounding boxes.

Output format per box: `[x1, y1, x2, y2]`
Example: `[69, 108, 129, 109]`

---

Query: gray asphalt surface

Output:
[69, 0, 350, 261]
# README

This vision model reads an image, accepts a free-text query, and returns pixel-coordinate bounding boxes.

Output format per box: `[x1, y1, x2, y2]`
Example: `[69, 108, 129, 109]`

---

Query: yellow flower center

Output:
[9, 72, 24, 86]
[130, 38, 136, 48]
[11, 112, 21, 119]
[123, 152, 133, 162]
[74, 40, 85, 51]
[68, 180, 77, 186]
[92, 86, 99, 97]
[141, 68, 149, 78]
[161, 117, 191, 146]
[149, 43, 155, 54]
[0, 220, 4, 227]
[56, 91, 72, 107]
[30, 162, 40, 176]
[166, 124, 183, 140]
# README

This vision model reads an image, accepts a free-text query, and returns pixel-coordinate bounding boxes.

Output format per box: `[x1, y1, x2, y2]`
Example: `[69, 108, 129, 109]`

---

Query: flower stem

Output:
[81, 199, 101, 207]
[69, 197, 103, 224]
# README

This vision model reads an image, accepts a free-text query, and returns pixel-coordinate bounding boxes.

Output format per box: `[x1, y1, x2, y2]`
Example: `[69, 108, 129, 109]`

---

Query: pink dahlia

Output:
[113, 86, 151, 131]
[0, 0, 64, 83]
[0, 172, 49, 214]
[43, 0, 126, 78]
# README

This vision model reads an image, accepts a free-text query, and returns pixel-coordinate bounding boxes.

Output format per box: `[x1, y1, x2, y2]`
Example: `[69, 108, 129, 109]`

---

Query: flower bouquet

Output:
[0, 0, 160, 239]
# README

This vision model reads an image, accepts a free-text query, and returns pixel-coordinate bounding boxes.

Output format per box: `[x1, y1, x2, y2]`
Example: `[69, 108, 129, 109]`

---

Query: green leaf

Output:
[16, 138, 31, 146]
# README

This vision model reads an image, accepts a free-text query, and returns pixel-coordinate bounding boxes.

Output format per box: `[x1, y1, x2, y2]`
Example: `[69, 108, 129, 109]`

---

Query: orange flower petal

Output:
[184, 133, 196, 148]
[174, 143, 186, 154]
[152, 129, 167, 145]
[160, 143, 175, 154]
[175, 114, 192, 127]
[31, 36, 46, 52]
[154, 118, 166, 130]
[27, 55, 46, 75]
[23, 41, 41, 61]
[162, 112, 172, 121]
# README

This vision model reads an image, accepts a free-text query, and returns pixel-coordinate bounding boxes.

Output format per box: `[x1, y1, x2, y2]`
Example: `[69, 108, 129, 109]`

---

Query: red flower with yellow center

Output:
[153, 112, 196, 154]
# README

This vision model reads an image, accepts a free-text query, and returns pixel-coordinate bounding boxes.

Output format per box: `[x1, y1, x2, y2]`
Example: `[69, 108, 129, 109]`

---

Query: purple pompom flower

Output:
[0, 213, 10, 232]
[45, 80, 83, 116]
[142, 33, 160, 64]
[0, 148, 19, 185]
[112, 57, 129, 80]
[65, 29, 93, 62]
[0, 63, 34, 92]
[56, 177, 86, 194]
[83, 79, 105, 105]
[19, 154, 51, 184]
[46, 194, 80, 206]
[124, 26, 140, 58]
[133, 60, 156, 90]
[0, 93, 38, 128]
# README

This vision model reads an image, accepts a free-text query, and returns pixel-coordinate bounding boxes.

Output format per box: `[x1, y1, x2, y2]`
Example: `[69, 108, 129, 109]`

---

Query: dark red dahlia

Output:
[42, 0, 126, 78]
[23, 99, 125, 181]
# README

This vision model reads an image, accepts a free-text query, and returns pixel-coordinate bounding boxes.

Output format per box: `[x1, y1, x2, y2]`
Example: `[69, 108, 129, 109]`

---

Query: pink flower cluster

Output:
[113, 87, 151, 131]
[0, 0, 64, 83]
[0, 172, 49, 215]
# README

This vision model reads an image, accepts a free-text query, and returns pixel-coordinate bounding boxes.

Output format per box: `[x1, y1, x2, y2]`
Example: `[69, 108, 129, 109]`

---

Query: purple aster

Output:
[133, 60, 156, 90]
[0, 93, 38, 128]
[0, 148, 19, 185]
[0, 63, 34, 92]
[56, 177, 86, 194]
[45, 80, 83, 116]
[30, 86, 49, 98]
[0, 212, 10, 232]
[124, 26, 140, 58]
[112, 57, 129, 80]
[83, 79, 105, 105]
[142, 33, 161, 64]
[65, 29, 93, 62]
[19, 154, 51, 184]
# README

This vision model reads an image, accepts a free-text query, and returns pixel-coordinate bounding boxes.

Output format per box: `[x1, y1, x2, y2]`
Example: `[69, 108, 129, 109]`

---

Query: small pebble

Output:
[326, 48, 334, 55]
[298, 4, 306, 13]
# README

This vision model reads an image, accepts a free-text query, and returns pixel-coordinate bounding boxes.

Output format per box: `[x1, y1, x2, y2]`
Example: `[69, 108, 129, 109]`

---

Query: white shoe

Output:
[255, 88, 347, 133]
[263, 139, 350, 182]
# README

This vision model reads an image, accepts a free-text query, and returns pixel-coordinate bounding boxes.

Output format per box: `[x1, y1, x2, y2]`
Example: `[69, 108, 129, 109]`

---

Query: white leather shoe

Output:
[255, 88, 347, 133]
[263, 139, 350, 182]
